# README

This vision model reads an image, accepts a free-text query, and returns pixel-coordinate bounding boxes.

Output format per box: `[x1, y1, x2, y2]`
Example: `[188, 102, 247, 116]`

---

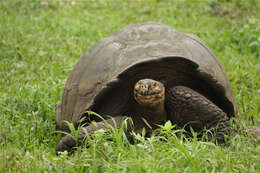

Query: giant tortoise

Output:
[55, 22, 258, 153]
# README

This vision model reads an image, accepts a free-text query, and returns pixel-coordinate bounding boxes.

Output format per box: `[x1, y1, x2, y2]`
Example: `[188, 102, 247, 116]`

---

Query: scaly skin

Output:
[166, 86, 230, 142]
[56, 116, 132, 154]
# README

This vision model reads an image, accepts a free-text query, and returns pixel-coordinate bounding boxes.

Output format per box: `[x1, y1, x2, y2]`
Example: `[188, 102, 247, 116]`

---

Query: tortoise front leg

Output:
[56, 116, 132, 154]
[165, 86, 230, 142]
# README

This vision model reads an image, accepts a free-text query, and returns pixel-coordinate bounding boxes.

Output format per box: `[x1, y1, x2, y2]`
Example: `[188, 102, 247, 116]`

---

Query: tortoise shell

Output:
[56, 22, 237, 131]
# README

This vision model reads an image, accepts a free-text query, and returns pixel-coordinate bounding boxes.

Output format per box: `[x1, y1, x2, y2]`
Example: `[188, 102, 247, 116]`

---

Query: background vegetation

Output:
[0, 0, 259, 172]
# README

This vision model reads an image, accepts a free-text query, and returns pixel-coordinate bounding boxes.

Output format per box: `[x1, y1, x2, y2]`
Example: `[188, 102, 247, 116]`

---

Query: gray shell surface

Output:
[56, 22, 237, 131]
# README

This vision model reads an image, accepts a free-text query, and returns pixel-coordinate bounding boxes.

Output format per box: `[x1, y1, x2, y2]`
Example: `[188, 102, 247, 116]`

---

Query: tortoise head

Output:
[134, 79, 165, 108]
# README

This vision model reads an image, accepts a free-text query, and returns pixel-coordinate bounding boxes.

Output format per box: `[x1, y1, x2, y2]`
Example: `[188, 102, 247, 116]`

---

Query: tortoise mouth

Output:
[134, 89, 163, 97]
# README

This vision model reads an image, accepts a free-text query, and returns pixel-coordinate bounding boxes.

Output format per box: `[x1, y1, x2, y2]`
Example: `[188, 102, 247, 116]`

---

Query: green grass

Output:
[0, 0, 260, 172]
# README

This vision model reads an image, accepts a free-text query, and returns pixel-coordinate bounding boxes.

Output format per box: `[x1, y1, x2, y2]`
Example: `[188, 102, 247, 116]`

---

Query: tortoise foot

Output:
[56, 135, 76, 154]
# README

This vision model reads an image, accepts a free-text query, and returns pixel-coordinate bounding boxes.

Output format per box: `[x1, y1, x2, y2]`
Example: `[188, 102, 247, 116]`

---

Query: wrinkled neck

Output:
[141, 101, 166, 126]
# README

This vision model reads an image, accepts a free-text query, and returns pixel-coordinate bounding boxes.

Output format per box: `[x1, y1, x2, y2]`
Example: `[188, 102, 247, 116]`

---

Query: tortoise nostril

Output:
[139, 84, 149, 95]
[141, 84, 148, 90]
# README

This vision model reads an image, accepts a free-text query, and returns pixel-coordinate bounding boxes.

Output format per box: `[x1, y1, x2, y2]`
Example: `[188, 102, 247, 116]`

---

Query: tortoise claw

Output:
[56, 135, 76, 155]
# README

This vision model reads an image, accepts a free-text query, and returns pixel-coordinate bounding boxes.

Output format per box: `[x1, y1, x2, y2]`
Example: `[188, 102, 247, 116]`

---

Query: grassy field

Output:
[0, 0, 260, 172]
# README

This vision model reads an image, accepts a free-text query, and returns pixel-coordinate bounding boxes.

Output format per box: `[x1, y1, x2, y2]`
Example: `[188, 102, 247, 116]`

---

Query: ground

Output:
[0, 0, 260, 172]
